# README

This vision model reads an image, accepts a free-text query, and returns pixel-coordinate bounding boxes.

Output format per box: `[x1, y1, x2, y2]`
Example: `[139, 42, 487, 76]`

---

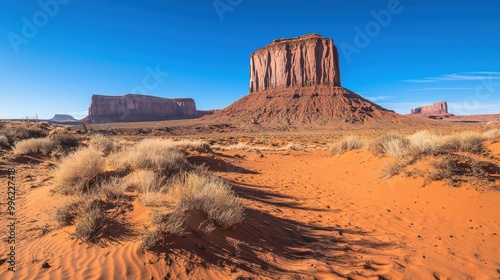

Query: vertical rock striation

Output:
[250, 33, 341, 92]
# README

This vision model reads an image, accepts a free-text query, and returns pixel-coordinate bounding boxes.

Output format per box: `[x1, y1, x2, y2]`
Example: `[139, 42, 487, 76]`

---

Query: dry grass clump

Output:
[169, 171, 244, 228]
[380, 160, 404, 179]
[428, 155, 492, 186]
[50, 131, 80, 151]
[13, 138, 57, 156]
[54, 147, 105, 194]
[55, 198, 85, 227]
[482, 128, 500, 140]
[100, 177, 128, 201]
[126, 170, 168, 206]
[116, 138, 186, 174]
[73, 198, 106, 242]
[55, 196, 107, 242]
[0, 134, 10, 147]
[1, 126, 48, 142]
[329, 136, 364, 156]
[370, 134, 411, 158]
[139, 210, 186, 250]
[407, 130, 444, 156]
[212, 142, 320, 152]
[442, 132, 485, 154]
[172, 139, 212, 153]
[88, 134, 114, 154]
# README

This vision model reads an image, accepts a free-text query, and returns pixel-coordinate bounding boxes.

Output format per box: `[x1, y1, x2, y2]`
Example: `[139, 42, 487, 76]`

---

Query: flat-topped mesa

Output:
[84, 94, 197, 123]
[411, 101, 448, 115]
[250, 33, 341, 93]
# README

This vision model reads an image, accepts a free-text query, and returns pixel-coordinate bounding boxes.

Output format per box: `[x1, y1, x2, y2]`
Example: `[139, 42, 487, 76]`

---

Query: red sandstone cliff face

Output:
[250, 33, 341, 92]
[411, 101, 448, 115]
[84, 94, 197, 123]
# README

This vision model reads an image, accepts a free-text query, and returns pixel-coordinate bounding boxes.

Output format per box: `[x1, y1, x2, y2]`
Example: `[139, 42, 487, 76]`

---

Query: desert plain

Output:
[0, 117, 499, 280]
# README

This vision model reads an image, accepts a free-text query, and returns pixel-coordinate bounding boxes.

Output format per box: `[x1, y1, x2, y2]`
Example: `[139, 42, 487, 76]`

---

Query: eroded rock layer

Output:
[411, 101, 448, 115]
[84, 94, 197, 123]
[250, 33, 341, 92]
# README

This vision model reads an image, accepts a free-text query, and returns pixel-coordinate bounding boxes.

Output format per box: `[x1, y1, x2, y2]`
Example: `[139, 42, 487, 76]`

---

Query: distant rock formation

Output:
[411, 101, 448, 115]
[47, 114, 81, 125]
[83, 94, 198, 123]
[205, 33, 406, 127]
[49, 114, 78, 122]
[250, 33, 341, 92]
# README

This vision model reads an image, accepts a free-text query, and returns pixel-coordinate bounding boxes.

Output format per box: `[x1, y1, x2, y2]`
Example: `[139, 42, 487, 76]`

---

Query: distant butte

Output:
[410, 101, 449, 115]
[205, 33, 407, 127]
[83, 94, 201, 124]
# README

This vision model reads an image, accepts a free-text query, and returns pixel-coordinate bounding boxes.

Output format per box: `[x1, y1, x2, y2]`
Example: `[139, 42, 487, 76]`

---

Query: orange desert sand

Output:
[1, 124, 499, 280]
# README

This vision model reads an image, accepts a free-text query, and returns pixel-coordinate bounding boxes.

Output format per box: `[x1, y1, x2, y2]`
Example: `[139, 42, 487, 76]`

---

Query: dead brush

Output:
[369, 134, 411, 159]
[168, 171, 244, 228]
[49, 131, 80, 152]
[329, 136, 364, 156]
[13, 138, 57, 156]
[73, 198, 107, 242]
[100, 177, 129, 201]
[54, 147, 105, 195]
[441, 132, 486, 154]
[428, 154, 493, 187]
[139, 210, 186, 250]
[88, 134, 114, 154]
[55, 198, 85, 227]
[115, 138, 187, 175]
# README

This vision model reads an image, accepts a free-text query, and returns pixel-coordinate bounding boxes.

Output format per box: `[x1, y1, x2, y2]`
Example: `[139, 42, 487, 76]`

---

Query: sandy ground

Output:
[0, 139, 499, 279]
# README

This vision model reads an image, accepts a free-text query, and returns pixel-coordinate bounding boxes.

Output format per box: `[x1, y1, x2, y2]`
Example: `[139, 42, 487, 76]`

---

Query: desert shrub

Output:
[139, 210, 187, 250]
[54, 147, 105, 195]
[151, 210, 186, 235]
[428, 155, 491, 186]
[380, 160, 404, 178]
[140, 228, 162, 251]
[118, 138, 187, 175]
[407, 130, 445, 156]
[0, 135, 9, 147]
[483, 128, 500, 140]
[73, 198, 106, 242]
[55, 199, 85, 227]
[211, 142, 320, 152]
[442, 132, 485, 154]
[13, 138, 56, 156]
[128, 170, 168, 206]
[168, 171, 244, 228]
[100, 177, 128, 201]
[329, 136, 364, 156]
[172, 140, 212, 153]
[369, 134, 411, 158]
[12, 127, 48, 140]
[50, 132, 80, 151]
[88, 134, 114, 154]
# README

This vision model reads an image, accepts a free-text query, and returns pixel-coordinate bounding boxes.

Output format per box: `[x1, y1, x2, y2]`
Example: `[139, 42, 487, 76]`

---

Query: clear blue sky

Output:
[1, 0, 499, 119]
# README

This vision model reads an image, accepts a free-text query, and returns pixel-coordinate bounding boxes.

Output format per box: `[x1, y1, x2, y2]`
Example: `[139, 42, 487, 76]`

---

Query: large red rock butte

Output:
[250, 33, 341, 92]
[83, 94, 198, 124]
[206, 33, 406, 127]
[410, 101, 448, 115]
